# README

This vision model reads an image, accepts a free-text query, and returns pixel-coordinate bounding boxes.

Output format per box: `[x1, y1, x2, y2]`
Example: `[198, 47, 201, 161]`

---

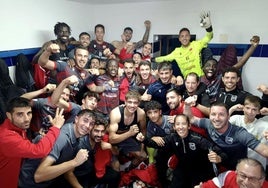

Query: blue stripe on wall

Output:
[0, 44, 267, 67]
[208, 44, 268, 57]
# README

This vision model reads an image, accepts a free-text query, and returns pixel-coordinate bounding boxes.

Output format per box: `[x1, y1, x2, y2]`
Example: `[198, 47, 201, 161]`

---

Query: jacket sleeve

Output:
[155, 49, 178, 63]
[0, 127, 60, 158]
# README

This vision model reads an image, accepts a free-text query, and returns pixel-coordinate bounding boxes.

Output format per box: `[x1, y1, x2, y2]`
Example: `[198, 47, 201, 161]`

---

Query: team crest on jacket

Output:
[230, 95, 237, 102]
[189, 142, 196, 150]
[225, 136, 233, 144]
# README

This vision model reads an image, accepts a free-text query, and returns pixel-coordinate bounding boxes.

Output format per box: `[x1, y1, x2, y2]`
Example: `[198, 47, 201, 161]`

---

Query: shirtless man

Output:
[108, 90, 147, 170]
[112, 20, 151, 52]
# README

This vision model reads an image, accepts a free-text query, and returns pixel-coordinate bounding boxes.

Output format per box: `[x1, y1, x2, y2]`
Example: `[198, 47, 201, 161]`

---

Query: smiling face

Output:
[79, 34, 90, 47]
[209, 105, 229, 133]
[222, 71, 240, 92]
[74, 112, 95, 138]
[139, 64, 151, 80]
[185, 74, 199, 95]
[74, 48, 89, 69]
[158, 69, 172, 84]
[56, 26, 70, 44]
[236, 160, 265, 188]
[142, 43, 152, 57]
[179, 29, 191, 47]
[125, 98, 140, 114]
[90, 124, 106, 143]
[123, 61, 135, 80]
[173, 115, 190, 138]
[106, 59, 119, 77]
[166, 90, 181, 110]
[203, 59, 217, 80]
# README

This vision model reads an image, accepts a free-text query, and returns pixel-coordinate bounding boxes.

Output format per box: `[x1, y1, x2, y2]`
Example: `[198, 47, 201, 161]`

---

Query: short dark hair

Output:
[144, 100, 162, 113]
[6, 97, 31, 113]
[179, 27, 190, 35]
[83, 91, 100, 101]
[222, 67, 241, 77]
[74, 45, 89, 56]
[133, 51, 142, 58]
[124, 27, 133, 33]
[77, 109, 95, 119]
[123, 58, 135, 65]
[54, 22, 71, 35]
[157, 62, 172, 72]
[174, 114, 190, 125]
[139, 60, 151, 69]
[210, 102, 229, 114]
[95, 24, 105, 33]
[166, 87, 182, 96]
[79, 32, 90, 39]
[185, 72, 200, 82]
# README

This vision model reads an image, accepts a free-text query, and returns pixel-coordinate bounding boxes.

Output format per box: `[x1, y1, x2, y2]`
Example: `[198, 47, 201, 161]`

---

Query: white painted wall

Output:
[1, 0, 268, 96]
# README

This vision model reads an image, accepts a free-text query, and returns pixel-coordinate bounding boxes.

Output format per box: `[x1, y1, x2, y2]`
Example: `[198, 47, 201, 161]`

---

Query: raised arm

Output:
[50, 75, 78, 106]
[135, 20, 151, 49]
[233, 35, 260, 69]
[183, 96, 202, 124]
[34, 149, 89, 183]
[38, 43, 60, 70]
[21, 84, 56, 101]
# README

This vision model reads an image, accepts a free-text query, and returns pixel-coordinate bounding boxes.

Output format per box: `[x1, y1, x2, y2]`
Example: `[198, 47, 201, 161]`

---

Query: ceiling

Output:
[68, 0, 168, 5]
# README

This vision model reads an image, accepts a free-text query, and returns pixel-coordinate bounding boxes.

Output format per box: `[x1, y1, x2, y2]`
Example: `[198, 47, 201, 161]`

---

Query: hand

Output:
[250, 35, 260, 47]
[136, 132, 145, 142]
[260, 107, 268, 115]
[194, 182, 203, 188]
[208, 150, 221, 163]
[65, 75, 79, 85]
[144, 20, 151, 29]
[47, 43, 60, 53]
[184, 95, 198, 106]
[232, 104, 244, 112]
[168, 115, 176, 124]
[101, 141, 112, 150]
[257, 84, 268, 95]
[43, 84, 56, 93]
[151, 136, 165, 147]
[170, 75, 177, 85]
[129, 124, 140, 136]
[126, 42, 135, 53]
[48, 108, 65, 129]
[200, 11, 212, 29]
[263, 130, 268, 140]
[67, 59, 75, 68]
[176, 76, 184, 86]
[73, 149, 89, 166]
[121, 34, 127, 42]
[88, 68, 100, 76]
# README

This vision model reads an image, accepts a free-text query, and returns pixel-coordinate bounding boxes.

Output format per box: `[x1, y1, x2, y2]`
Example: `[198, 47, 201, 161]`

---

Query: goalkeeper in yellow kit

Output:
[155, 11, 213, 78]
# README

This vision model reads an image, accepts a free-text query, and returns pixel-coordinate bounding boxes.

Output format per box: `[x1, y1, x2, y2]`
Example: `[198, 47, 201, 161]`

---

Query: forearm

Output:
[51, 79, 69, 105]
[88, 84, 105, 93]
[196, 104, 210, 117]
[234, 44, 257, 69]
[38, 50, 52, 67]
[64, 170, 83, 188]
[109, 132, 132, 144]
[34, 159, 78, 183]
[21, 88, 46, 99]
